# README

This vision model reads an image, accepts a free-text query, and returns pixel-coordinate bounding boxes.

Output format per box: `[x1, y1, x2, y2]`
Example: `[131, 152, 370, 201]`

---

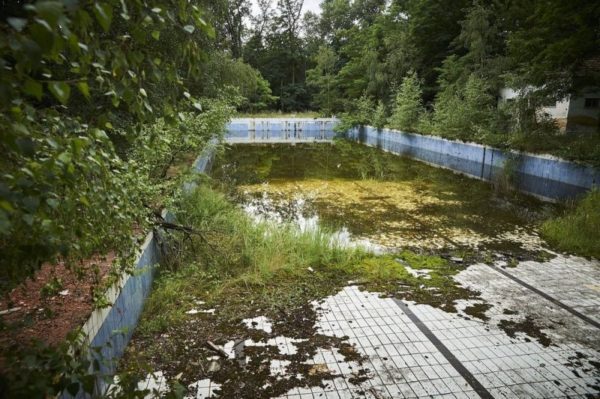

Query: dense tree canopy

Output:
[0, 0, 272, 291]
[235, 0, 599, 116]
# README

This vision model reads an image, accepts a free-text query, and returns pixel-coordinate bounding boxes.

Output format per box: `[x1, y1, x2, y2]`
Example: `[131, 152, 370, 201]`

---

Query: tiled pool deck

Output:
[269, 254, 600, 398]
[139, 254, 600, 399]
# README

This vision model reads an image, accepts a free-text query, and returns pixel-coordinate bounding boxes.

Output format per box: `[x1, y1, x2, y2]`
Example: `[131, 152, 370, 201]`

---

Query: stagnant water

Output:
[212, 140, 558, 255]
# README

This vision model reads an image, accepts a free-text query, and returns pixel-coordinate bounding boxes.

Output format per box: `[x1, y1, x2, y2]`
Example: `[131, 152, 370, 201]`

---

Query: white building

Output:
[499, 87, 600, 133]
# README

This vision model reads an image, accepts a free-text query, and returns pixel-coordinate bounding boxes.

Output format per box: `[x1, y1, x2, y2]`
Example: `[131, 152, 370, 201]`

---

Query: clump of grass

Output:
[138, 185, 364, 335]
[541, 189, 600, 258]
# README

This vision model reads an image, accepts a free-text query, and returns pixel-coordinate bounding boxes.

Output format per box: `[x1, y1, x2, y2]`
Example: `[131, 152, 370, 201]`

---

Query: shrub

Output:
[372, 101, 387, 129]
[541, 189, 600, 258]
[389, 72, 425, 132]
[336, 94, 376, 132]
[433, 73, 496, 140]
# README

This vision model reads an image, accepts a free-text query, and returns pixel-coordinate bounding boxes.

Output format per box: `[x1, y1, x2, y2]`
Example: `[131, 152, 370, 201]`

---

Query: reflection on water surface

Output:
[212, 141, 557, 252]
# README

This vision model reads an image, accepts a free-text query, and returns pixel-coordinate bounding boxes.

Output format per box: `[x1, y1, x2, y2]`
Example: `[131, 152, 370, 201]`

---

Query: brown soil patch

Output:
[0, 253, 115, 349]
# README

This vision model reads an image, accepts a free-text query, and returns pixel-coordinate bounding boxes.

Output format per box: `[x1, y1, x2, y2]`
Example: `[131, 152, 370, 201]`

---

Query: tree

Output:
[306, 46, 340, 113]
[212, 0, 251, 59]
[506, 0, 600, 99]
[433, 73, 496, 140]
[0, 0, 220, 287]
[389, 72, 425, 131]
[243, 0, 312, 111]
[391, 0, 470, 99]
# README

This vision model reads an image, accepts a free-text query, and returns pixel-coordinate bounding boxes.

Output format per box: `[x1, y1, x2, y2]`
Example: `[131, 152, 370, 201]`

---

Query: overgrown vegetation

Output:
[0, 1, 266, 397]
[135, 182, 477, 339]
[296, 0, 599, 163]
[0, 0, 273, 292]
[2, 0, 599, 396]
[139, 184, 366, 334]
[541, 190, 600, 258]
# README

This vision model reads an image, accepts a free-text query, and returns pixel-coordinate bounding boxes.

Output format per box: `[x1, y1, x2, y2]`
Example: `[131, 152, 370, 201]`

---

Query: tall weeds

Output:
[541, 189, 600, 258]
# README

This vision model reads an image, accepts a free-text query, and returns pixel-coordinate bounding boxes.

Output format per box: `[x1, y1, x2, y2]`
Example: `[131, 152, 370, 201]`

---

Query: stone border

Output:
[69, 145, 217, 397]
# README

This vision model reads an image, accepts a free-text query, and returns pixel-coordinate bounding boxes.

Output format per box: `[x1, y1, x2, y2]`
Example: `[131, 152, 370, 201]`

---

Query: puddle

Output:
[212, 141, 558, 255]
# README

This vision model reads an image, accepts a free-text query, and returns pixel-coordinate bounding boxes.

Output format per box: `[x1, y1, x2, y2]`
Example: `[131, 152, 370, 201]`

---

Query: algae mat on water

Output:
[212, 140, 557, 253]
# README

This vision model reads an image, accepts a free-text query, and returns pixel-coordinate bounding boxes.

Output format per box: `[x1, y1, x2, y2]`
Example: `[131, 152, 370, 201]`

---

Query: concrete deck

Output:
[139, 254, 600, 399]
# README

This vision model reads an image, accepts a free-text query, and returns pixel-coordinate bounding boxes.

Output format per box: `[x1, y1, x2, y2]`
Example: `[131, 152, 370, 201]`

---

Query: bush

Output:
[433, 74, 496, 140]
[197, 52, 277, 112]
[372, 101, 387, 129]
[389, 72, 425, 131]
[541, 189, 600, 258]
[336, 94, 376, 131]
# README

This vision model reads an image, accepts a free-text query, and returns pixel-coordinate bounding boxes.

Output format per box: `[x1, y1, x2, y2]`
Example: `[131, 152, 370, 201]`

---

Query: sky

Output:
[250, 0, 323, 16]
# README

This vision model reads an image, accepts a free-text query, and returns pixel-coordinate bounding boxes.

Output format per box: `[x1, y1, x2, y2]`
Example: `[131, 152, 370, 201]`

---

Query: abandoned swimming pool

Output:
[120, 134, 600, 399]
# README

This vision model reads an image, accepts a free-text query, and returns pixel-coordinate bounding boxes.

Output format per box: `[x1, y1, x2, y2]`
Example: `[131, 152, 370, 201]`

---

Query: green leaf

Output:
[24, 79, 43, 100]
[48, 81, 70, 104]
[7, 17, 27, 32]
[151, 30, 160, 40]
[93, 2, 113, 32]
[22, 214, 34, 226]
[0, 200, 15, 212]
[183, 25, 195, 34]
[46, 198, 59, 209]
[193, 102, 202, 111]
[77, 82, 90, 99]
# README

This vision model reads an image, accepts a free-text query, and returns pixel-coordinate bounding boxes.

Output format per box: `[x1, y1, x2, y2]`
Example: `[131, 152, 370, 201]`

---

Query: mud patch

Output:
[463, 303, 492, 321]
[498, 316, 553, 347]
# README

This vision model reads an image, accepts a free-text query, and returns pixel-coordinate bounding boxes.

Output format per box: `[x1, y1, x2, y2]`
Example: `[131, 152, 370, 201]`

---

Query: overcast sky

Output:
[250, 0, 323, 16]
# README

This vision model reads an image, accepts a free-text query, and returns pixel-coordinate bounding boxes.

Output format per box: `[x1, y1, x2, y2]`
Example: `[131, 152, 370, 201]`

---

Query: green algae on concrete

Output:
[212, 140, 558, 253]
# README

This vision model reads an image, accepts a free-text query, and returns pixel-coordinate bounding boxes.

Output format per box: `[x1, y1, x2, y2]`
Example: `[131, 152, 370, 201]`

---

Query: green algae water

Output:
[212, 140, 557, 253]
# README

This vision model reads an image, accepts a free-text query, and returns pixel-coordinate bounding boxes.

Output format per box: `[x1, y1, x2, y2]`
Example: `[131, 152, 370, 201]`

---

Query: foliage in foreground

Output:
[0, 0, 242, 292]
[541, 190, 600, 259]
[0, 329, 187, 399]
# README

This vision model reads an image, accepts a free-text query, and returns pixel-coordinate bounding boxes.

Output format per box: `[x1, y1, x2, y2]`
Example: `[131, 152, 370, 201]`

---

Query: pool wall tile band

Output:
[227, 118, 337, 141]
[225, 118, 599, 201]
[67, 147, 216, 398]
[345, 125, 600, 201]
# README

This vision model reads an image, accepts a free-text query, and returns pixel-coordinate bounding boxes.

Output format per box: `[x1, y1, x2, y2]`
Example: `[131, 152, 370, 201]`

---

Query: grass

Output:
[135, 183, 476, 337]
[541, 189, 600, 258]
[137, 184, 365, 335]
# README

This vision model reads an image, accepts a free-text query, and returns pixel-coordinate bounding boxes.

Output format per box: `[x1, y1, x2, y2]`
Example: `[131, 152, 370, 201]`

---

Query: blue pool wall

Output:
[227, 118, 337, 141]
[71, 146, 216, 397]
[345, 125, 600, 201]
